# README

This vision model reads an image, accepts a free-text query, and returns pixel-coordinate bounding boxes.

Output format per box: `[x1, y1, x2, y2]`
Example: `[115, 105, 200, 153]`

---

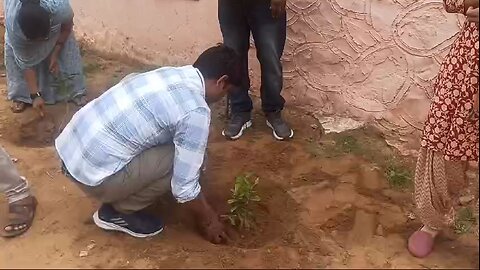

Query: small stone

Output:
[310, 124, 318, 129]
[376, 224, 384, 236]
[459, 195, 475, 205]
[407, 212, 416, 220]
[86, 242, 96, 251]
[11, 157, 18, 163]
[79, 250, 88, 257]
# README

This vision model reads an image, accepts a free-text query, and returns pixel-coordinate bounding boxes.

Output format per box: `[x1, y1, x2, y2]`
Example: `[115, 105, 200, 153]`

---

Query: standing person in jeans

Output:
[219, 0, 293, 141]
[56, 45, 241, 244]
[0, 147, 37, 238]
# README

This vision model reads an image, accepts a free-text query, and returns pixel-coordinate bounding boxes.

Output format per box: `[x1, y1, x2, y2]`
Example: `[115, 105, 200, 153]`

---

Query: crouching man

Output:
[55, 45, 241, 244]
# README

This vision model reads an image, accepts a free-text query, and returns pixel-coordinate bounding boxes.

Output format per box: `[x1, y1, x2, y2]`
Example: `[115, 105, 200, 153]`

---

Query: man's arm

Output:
[271, 0, 287, 18]
[171, 108, 229, 244]
[171, 107, 209, 204]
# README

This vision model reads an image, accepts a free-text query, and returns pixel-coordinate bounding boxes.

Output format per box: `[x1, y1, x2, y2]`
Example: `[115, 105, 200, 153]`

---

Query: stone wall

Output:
[1, 0, 464, 154]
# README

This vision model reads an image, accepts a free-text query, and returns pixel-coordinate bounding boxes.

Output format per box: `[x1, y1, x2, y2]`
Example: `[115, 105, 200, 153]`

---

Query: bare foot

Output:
[2, 196, 37, 238]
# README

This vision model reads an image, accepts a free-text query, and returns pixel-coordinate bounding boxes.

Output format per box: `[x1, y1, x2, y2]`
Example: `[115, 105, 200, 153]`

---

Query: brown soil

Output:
[0, 29, 478, 268]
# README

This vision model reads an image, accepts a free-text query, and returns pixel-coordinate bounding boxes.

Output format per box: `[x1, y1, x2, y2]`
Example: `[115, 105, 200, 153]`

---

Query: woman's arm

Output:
[24, 68, 40, 95]
[49, 15, 74, 74]
[444, 0, 478, 14]
[24, 68, 45, 117]
[51, 18, 73, 58]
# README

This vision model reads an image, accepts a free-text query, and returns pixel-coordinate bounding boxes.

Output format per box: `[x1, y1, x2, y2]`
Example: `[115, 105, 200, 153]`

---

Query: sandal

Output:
[1, 196, 38, 238]
[408, 227, 437, 258]
[71, 96, 87, 106]
[10, 101, 27, 113]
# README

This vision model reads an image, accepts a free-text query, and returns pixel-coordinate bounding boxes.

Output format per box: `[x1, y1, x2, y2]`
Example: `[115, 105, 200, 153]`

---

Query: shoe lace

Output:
[268, 112, 285, 126]
[231, 114, 247, 125]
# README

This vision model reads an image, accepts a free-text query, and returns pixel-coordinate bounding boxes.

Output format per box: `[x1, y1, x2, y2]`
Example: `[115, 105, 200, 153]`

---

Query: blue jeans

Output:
[218, 0, 287, 114]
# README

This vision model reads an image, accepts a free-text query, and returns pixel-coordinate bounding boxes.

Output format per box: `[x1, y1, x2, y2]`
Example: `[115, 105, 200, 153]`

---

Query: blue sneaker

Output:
[93, 204, 163, 238]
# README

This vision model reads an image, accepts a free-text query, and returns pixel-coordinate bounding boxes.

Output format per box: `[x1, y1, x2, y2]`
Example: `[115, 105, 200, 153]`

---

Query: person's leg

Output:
[0, 147, 36, 237]
[219, 0, 254, 140]
[0, 147, 30, 204]
[408, 148, 468, 258]
[5, 41, 30, 112]
[247, 0, 292, 140]
[74, 144, 174, 237]
[82, 143, 175, 213]
[50, 33, 87, 106]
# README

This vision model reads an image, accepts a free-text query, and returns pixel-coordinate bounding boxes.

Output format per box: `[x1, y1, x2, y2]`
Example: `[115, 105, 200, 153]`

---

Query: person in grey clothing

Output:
[0, 147, 37, 238]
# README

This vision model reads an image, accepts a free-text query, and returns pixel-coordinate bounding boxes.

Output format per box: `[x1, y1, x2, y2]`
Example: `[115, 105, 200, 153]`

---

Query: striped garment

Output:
[55, 65, 210, 203]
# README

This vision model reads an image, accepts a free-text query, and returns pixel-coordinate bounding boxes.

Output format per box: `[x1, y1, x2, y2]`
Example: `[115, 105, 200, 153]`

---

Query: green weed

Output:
[454, 207, 477, 234]
[334, 135, 361, 154]
[51, 73, 76, 133]
[83, 62, 102, 75]
[385, 162, 412, 190]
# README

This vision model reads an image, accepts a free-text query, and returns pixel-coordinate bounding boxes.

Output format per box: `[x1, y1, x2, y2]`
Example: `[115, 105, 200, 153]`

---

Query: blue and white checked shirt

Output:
[55, 65, 210, 203]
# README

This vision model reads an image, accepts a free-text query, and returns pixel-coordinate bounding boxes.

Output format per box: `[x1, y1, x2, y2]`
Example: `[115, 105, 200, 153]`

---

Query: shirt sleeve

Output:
[171, 107, 210, 203]
[55, 0, 74, 24]
[443, 0, 465, 14]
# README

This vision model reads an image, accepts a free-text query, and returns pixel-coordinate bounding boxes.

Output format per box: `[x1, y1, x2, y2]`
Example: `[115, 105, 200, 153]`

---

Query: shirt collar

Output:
[192, 66, 206, 99]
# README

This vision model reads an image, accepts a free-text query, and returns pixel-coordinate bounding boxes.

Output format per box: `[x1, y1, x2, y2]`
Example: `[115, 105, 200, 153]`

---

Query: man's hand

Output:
[200, 213, 230, 244]
[184, 192, 230, 244]
[32, 97, 45, 118]
[271, 0, 287, 19]
[466, 7, 479, 25]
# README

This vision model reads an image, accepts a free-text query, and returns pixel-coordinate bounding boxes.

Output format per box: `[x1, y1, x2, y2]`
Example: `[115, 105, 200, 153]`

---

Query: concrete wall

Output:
[70, 0, 222, 65]
[282, 0, 463, 154]
[4, 0, 464, 154]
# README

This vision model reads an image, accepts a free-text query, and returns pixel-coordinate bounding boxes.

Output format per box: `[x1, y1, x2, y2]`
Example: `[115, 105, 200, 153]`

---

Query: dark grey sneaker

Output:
[222, 112, 252, 140]
[266, 111, 294, 141]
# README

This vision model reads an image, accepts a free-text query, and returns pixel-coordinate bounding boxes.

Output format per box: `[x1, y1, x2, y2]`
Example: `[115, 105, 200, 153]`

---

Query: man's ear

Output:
[217, 75, 229, 89]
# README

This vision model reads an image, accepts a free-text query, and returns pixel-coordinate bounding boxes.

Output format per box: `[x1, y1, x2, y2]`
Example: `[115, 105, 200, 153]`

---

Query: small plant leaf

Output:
[251, 195, 261, 202]
[225, 173, 261, 231]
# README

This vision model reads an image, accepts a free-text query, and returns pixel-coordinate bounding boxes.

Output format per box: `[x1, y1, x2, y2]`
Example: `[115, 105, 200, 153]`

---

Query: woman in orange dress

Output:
[408, 0, 479, 258]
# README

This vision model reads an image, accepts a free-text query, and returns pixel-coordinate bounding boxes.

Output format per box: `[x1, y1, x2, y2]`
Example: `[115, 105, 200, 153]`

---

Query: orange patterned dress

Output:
[420, 1, 479, 162]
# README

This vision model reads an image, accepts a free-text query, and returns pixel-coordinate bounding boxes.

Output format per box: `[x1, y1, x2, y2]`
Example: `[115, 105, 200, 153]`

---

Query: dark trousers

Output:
[218, 0, 287, 114]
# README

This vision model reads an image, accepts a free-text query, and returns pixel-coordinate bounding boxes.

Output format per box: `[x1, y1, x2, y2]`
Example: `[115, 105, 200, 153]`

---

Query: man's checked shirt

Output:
[55, 65, 210, 203]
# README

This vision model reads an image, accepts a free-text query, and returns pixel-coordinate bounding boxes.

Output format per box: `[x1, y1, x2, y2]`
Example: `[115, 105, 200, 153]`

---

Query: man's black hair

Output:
[18, 0, 51, 40]
[193, 44, 242, 87]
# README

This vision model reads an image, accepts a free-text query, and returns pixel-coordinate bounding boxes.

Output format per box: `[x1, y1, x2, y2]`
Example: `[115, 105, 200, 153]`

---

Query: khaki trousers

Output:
[75, 144, 175, 214]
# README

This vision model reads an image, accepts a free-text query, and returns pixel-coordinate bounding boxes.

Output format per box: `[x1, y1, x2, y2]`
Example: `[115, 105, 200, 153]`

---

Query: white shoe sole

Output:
[266, 120, 294, 141]
[93, 211, 163, 238]
[222, 120, 252, 140]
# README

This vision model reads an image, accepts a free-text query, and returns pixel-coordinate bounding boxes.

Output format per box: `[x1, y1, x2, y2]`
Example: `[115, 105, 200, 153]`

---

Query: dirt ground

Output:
[0, 30, 479, 269]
